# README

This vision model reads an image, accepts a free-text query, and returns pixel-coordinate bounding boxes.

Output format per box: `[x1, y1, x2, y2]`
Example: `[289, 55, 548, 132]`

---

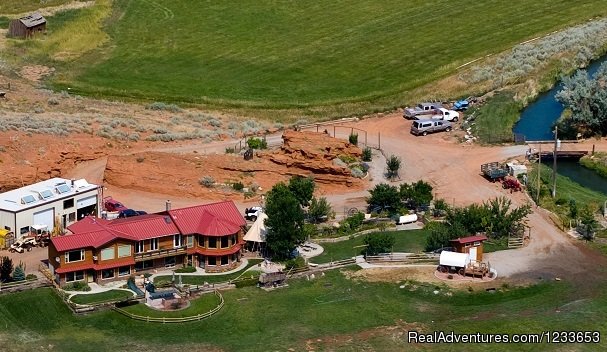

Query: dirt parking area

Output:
[1, 246, 48, 275]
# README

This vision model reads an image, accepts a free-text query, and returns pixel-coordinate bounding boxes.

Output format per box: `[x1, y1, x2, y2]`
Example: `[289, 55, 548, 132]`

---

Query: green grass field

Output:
[39, 0, 607, 115]
[311, 229, 428, 263]
[70, 290, 133, 305]
[0, 270, 606, 351]
[0, 0, 78, 15]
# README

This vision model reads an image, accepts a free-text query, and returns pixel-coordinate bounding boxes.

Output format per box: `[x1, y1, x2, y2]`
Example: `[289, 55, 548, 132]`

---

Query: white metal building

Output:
[0, 178, 100, 239]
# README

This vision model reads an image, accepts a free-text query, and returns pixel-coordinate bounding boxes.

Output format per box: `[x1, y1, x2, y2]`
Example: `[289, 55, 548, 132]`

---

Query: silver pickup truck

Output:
[403, 102, 443, 119]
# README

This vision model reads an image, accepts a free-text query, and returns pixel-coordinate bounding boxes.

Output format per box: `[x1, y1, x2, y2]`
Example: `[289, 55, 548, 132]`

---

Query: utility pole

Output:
[537, 143, 541, 204]
[552, 126, 558, 198]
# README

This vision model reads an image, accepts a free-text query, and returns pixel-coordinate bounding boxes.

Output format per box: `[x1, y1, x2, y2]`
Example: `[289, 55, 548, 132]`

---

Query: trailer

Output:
[481, 162, 509, 182]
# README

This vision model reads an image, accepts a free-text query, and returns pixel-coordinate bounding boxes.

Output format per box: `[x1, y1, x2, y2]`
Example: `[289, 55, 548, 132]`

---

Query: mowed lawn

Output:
[53, 0, 607, 109]
[1, 272, 607, 351]
[311, 229, 428, 263]
[70, 290, 133, 305]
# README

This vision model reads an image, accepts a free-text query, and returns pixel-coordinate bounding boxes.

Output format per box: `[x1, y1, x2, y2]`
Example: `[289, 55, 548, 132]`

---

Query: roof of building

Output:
[52, 200, 245, 251]
[450, 235, 489, 245]
[168, 201, 246, 236]
[18, 12, 46, 28]
[0, 177, 98, 212]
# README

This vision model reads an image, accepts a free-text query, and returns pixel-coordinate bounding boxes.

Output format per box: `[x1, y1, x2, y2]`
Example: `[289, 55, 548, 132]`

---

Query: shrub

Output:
[47, 97, 59, 106]
[63, 281, 91, 292]
[199, 176, 215, 188]
[338, 154, 357, 164]
[349, 132, 358, 146]
[284, 256, 306, 270]
[153, 128, 168, 134]
[25, 274, 37, 280]
[0, 256, 13, 283]
[225, 147, 235, 154]
[12, 262, 25, 281]
[136, 156, 145, 163]
[308, 197, 333, 223]
[386, 155, 401, 180]
[247, 137, 268, 149]
[362, 147, 372, 161]
[234, 277, 258, 288]
[351, 167, 364, 178]
[363, 232, 396, 256]
[175, 266, 196, 273]
[128, 133, 140, 141]
[232, 182, 244, 191]
[147, 102, 181, 112]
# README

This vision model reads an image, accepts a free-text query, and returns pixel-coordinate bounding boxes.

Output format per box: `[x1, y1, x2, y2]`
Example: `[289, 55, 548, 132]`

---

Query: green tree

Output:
[265, 183, 306, 260]
[12, 262, 25, 281]
[363, 233, 396, 256]
[288, 176, 315, 207]
[367, 183, 401, 214]
[386, 155, 401, 180]
[433, 198, 449, 217]
[307, 196, 333, 223]
[400, 180, 433, 209]
[0, 256, 13, 283]
[362, 147, 372, 162]
[349, 132, 358, 146]
[578, 205, 598, 241]
[424, 221, 466, 251]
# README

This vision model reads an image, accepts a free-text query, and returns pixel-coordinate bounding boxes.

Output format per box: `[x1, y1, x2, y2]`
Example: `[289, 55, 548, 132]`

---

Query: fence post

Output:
[378, 132, 381, 150]
[365, 131, 367, 147]
[333, 125, 336, 137]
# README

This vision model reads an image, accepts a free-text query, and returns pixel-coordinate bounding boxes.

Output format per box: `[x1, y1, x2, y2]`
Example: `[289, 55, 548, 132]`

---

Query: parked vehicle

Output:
[103, 196, 128, 212]
[415, 108, 460, 122]
[481, 162, 509, 182]
[410, 119, 452, 136]
[9, 237, 37, 253]
[502, 176, 522, 192]
[403, 102, 443, 119]
[244, 206, 263, 222]
[453, 99, 469, 111]
[118, 209, 145, 218]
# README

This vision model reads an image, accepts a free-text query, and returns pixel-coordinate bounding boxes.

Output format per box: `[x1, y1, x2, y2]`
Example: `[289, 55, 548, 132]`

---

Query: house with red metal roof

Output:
[48, 200, 246, 286]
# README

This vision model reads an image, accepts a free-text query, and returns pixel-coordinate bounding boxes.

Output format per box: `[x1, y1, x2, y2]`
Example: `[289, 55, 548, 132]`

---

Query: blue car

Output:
[453, 100, 469, 111]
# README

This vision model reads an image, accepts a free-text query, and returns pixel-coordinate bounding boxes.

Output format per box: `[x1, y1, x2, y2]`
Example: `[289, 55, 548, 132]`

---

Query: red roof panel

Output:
[450, 235, 488, 244]
[67, 216, 108, 234]
[169, 201, 246, 236]
[52, 230, 117, 252]
[109, 214, 179, 240]
[55, 262, 95, 274]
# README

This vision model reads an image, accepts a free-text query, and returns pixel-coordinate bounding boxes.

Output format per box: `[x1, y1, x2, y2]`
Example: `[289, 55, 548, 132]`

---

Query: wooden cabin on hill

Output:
[8, 12, 46, 39]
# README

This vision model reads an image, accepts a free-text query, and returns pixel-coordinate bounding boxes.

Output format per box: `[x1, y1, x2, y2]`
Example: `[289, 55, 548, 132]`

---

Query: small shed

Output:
[8, 13, 46, 39]
[450, 235, 488, 262]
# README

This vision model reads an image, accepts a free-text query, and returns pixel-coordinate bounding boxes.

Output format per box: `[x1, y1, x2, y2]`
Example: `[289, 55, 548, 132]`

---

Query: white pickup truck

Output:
[415, 108, 460, 122]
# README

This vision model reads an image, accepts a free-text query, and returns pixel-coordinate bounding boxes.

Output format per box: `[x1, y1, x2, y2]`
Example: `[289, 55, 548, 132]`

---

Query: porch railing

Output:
[134, 246, 187, 262]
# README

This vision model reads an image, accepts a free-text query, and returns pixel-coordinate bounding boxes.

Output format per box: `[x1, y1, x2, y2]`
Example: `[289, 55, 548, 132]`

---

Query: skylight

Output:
[55, 183, 71, 194]
[40, 190, 54, 199]
[21, 195, 36, 204]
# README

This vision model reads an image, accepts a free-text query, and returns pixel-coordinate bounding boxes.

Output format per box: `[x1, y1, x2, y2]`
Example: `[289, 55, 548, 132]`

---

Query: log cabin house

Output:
[48, 201, 246, 286]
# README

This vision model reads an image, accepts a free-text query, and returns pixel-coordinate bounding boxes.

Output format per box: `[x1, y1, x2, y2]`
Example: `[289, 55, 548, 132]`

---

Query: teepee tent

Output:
[244, 212, 268, 243]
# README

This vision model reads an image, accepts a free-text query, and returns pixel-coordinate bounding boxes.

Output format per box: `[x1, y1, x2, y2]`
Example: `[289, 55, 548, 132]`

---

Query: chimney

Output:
[70, 179, 75, 187]
[166, 200, 171, 211]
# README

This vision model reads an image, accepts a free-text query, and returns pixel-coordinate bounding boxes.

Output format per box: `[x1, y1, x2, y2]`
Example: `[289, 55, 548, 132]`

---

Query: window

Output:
[21, 195, 36, 204]
[56, 183, 71, 194]
[165, 256, 176, 267]
[68, 212, 76, 222]
[20, 227, 30, 235]
[65, 271, 85, 282]
[198, 235, 205, 247]
[149, 238, 158, 251]
[173, 234, 183, 248]
[207, 256, 216, 266]
[221, 256, 229, 265]
[118, 266, 131, 277]
[187, 235, 194, 248]
[221, 236, 229, 248]
[135, 260, 153, 271]
[101, 269, 115, 279]
[117, 245, 131, 258]
[208, 237, 217, 249]
[63, 198, 74, 209]
[473, 241, 480, 246]
[135, 241, 144, 254]
[100, 247, 115, 261]
[40, 190, 54, 199]
[65, 249, 85, 263]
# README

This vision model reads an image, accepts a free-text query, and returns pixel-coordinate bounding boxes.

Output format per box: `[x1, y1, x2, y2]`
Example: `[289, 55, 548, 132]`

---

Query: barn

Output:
[8, 12, 46, 39]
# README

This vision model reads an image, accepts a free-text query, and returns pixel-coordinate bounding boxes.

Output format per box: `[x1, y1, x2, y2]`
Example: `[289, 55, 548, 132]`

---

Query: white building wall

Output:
[0, 210, 15, 233]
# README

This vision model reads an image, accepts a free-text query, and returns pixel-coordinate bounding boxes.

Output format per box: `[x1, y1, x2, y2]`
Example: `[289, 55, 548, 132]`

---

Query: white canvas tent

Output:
[244, 212, 268, 243]
[439, 251, 470, 268]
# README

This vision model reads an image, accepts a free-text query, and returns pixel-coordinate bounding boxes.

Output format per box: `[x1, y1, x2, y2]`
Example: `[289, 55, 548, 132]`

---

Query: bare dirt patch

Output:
[19, 65, 56, 82]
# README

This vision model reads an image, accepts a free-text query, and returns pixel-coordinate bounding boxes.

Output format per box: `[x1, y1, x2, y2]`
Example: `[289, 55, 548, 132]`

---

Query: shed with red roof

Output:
[449, 235, 488, 261]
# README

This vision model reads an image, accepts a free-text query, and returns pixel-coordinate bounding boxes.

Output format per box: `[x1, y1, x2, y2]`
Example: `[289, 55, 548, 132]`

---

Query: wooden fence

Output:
[0, 278, 49, 294]
[365, 253, 438, 265]
[112, 290, 224, 323]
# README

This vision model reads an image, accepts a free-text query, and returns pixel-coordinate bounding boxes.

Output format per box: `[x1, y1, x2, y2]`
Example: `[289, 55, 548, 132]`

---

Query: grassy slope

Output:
[1, 274, 606, 351]
[70, 290, 132, 305]
[311, 229, 428, 263]
[46, 0, 607, 112]
[580, 152, 607, 178]
[0, 0, 76, 15]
